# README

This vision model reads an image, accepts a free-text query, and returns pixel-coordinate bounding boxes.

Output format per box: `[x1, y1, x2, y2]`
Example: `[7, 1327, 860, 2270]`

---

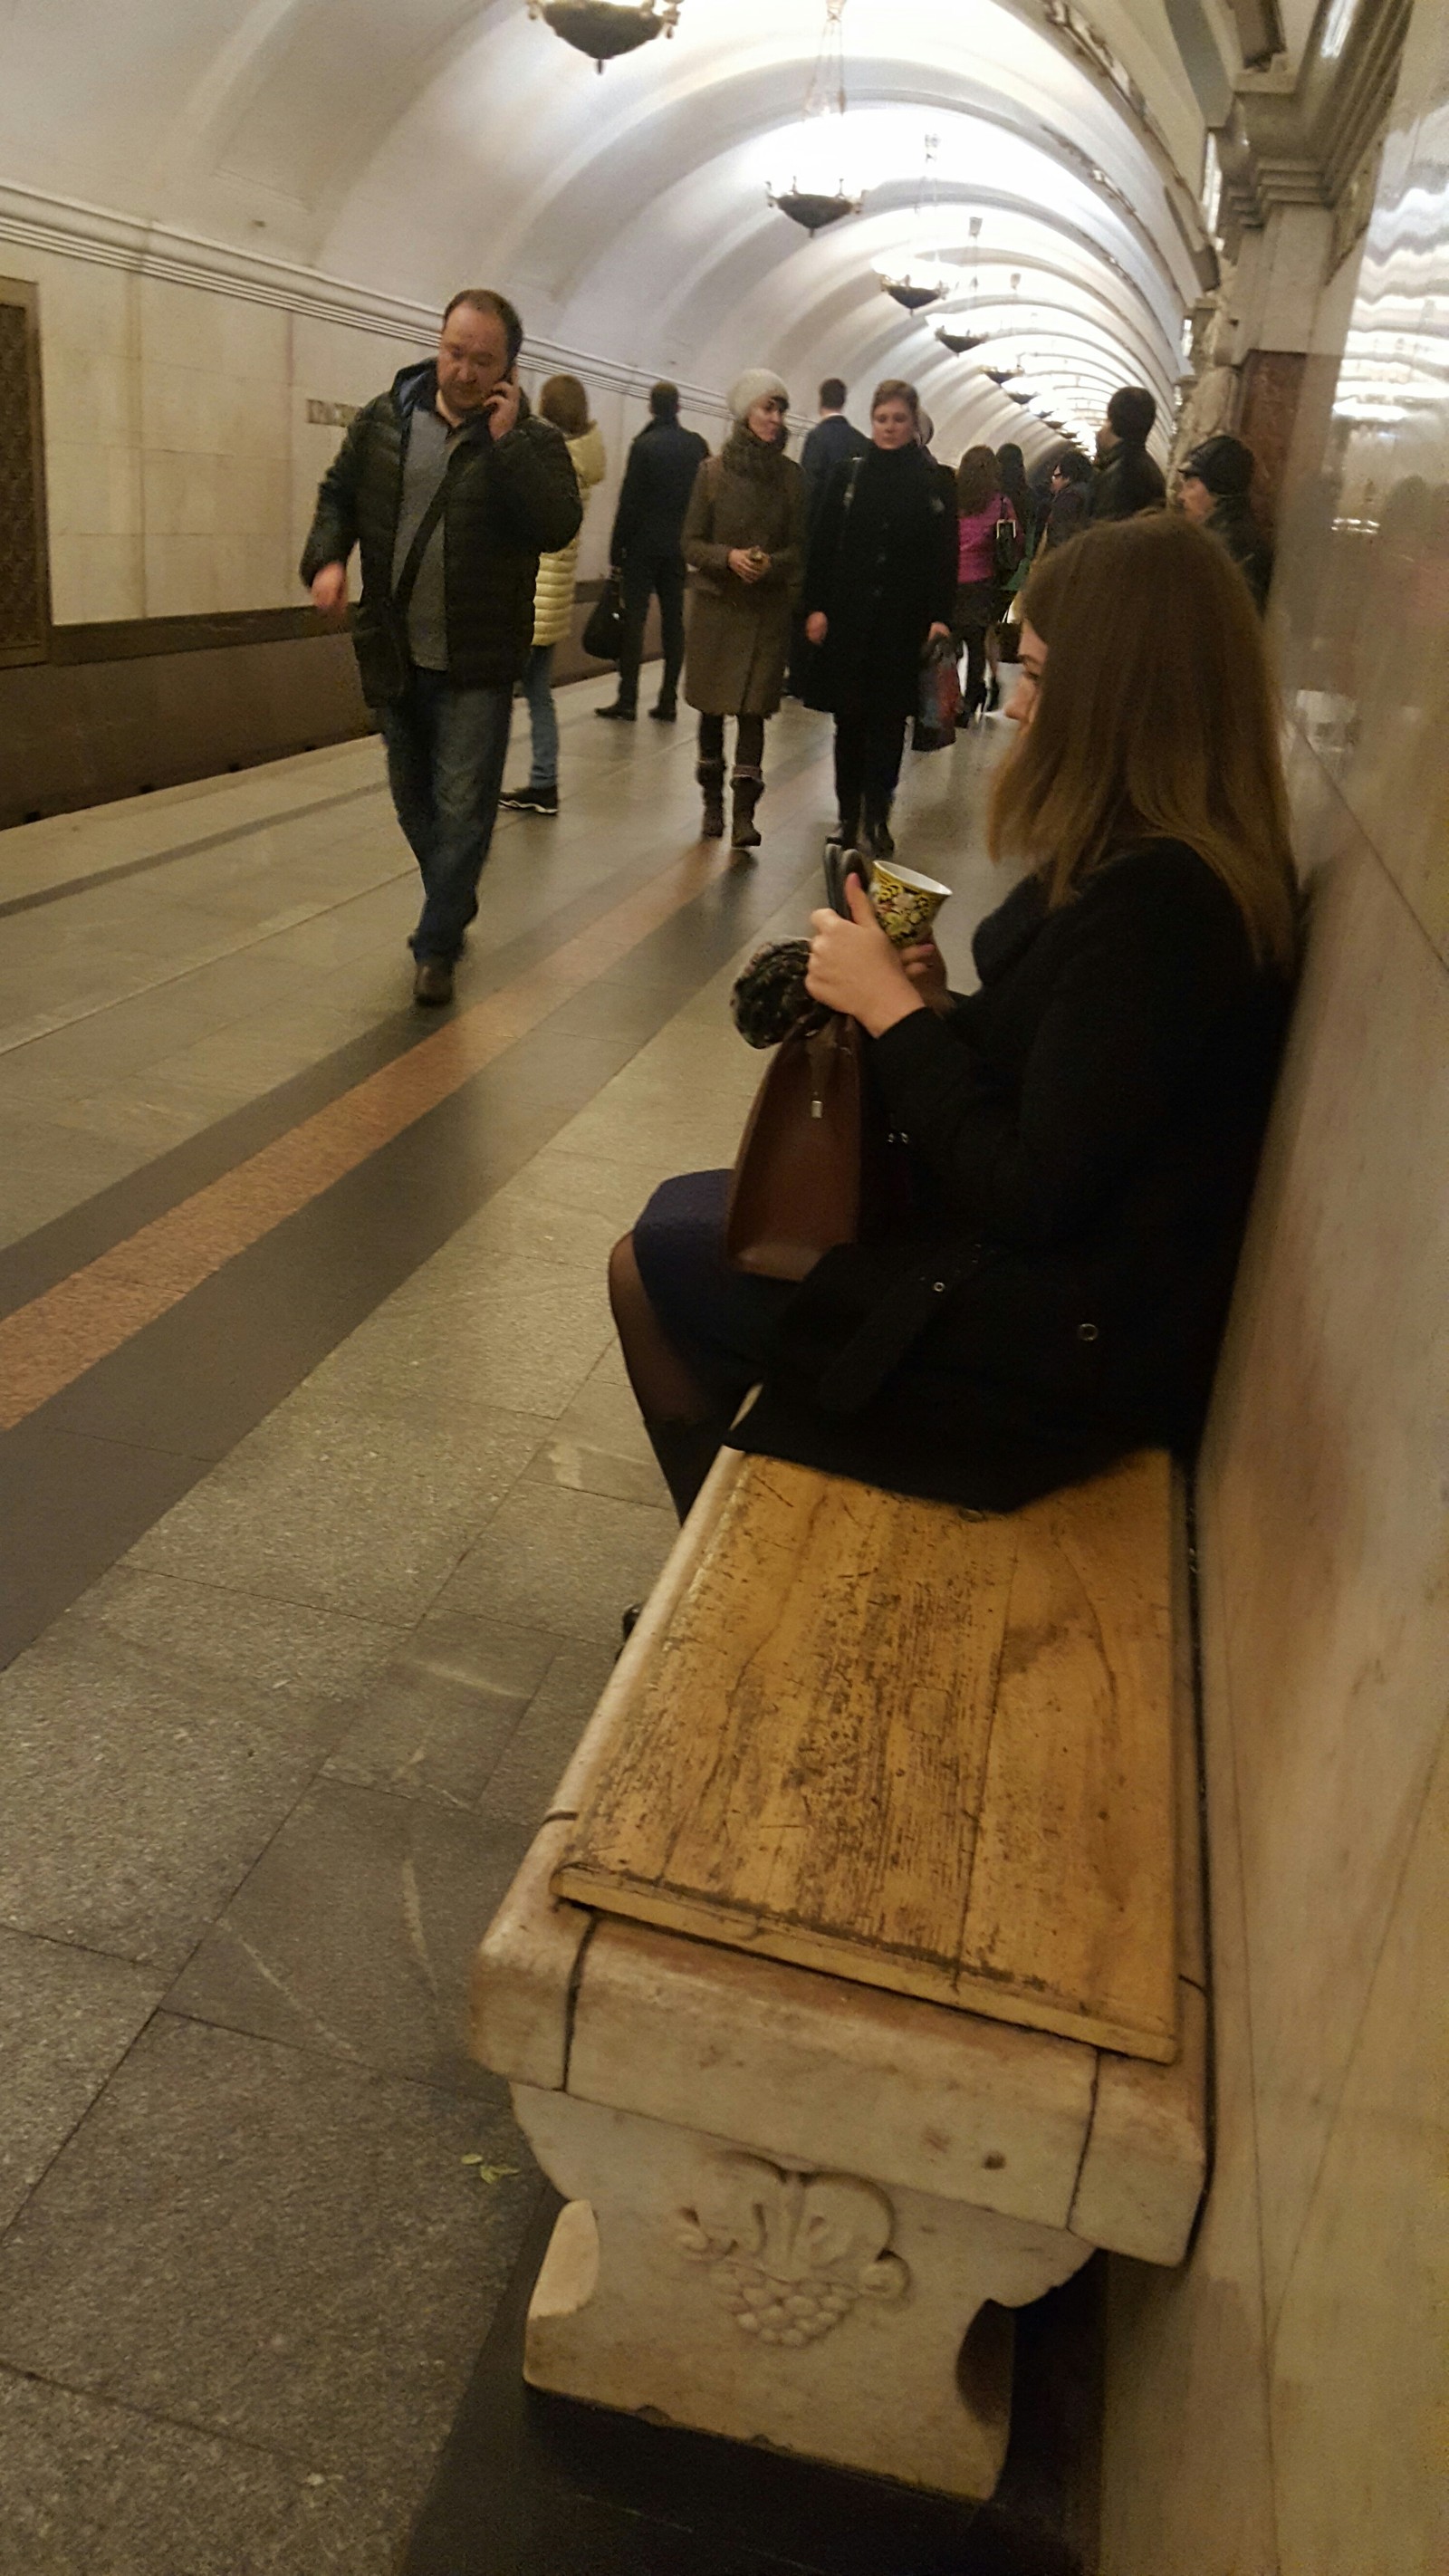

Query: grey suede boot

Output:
[731, 769, 764, 851]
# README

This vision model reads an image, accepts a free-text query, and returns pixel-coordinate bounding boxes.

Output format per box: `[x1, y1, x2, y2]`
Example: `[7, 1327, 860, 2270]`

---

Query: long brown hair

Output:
[955, 444, 999, 514]
[540, 373, 590, 437]
[990, 514, 1297, 969]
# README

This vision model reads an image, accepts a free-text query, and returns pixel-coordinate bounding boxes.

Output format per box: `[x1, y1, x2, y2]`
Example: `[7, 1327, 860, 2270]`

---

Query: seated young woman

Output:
[608, 512, 1299, 1523]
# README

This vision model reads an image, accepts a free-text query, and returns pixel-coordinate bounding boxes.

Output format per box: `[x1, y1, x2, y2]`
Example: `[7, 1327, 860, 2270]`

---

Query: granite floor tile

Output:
[323, 1611, 560, 1807]
[0, 1572, 403, 1971]
[425, 1187, 624, 1278]
[0, 2369, 403, 2576]
[165, 1777, 527, 2091]
[522, 1429, 669, 1509]
[0, 1930, 164, 2233]
[437, 1481, 677, 1646]
[499, 1144, 673, 1229]
[311, 1256, 616, 1424]
[0, 2016, 536, 2501]
[551, 1343, 661, 1468]
[127, 1398, 549, 1623]
[477, 1638, 619, 1833]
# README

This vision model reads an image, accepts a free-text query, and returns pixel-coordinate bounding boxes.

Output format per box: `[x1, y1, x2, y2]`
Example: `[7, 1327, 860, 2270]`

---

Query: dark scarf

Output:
[723, 423, 792, 481]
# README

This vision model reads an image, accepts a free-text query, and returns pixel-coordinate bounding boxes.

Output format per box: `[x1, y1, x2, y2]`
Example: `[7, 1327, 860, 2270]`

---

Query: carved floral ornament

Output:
[675, 2154, 909, 2347]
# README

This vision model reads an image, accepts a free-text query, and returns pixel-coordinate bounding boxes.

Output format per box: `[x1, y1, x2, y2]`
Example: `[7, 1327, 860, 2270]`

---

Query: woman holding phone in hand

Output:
[607, 513, 1297, 1522]
[682, 370, 806, 851]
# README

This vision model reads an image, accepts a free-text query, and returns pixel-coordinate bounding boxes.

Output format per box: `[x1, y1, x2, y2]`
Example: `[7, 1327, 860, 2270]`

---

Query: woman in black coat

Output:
[607, 514, 1298, 1522]
[801, 378, 957, 860]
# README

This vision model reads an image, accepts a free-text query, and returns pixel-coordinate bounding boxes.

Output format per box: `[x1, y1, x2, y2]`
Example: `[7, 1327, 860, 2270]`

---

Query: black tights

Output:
[697, 713, 765, 776]
[607, 1233, 729, 1520]
[832, 701, 907, 836]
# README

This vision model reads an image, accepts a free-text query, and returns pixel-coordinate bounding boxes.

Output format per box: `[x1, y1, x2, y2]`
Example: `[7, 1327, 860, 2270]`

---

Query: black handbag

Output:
[993, 514, 1026, 582]
[581, 573, 624, 663]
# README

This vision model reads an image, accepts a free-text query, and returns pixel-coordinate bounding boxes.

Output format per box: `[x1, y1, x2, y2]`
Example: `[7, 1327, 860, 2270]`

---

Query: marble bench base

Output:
[513, 2085, 1093, 2501]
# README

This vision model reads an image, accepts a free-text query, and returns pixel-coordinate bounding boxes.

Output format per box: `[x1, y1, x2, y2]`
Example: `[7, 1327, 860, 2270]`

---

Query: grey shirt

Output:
[391, 402, 459, 671]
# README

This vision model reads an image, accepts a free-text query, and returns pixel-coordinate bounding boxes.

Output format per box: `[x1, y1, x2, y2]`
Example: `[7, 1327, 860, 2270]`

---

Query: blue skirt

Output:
[631, 1169, 798, 1411]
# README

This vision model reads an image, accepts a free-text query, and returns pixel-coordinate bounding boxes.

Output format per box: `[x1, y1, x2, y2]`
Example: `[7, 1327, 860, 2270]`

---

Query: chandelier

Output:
[528, 0, 681, 72]
[769, 1, 863, 234]
[936, 327, 986, 354]
[877, 133, 948, 311]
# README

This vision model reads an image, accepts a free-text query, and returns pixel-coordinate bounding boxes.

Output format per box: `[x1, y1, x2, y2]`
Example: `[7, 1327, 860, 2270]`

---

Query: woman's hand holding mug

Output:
[728, 548, 765, 583]
[807, 877, 926, 1040]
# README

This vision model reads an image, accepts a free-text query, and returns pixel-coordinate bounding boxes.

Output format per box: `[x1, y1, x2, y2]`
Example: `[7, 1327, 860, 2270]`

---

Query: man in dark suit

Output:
[800, 378, 868, 512]
[789, 380, 868, 694]
[597, 381, 709, 724]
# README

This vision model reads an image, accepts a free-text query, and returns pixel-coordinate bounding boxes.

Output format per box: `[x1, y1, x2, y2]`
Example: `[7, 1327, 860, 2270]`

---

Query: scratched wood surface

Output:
[554, 1449, 1179, 2062]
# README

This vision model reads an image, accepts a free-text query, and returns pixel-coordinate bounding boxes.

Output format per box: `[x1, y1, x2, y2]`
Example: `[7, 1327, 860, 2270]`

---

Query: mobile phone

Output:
[823, 845, 872, 917]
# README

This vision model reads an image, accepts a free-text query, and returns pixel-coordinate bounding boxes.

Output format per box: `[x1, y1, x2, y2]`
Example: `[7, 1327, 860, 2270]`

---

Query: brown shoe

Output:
[412, 957, 454, 1007]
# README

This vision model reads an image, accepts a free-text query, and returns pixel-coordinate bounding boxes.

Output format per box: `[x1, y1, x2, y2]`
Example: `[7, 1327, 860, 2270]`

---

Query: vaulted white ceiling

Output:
[3, 0, 1228, 457]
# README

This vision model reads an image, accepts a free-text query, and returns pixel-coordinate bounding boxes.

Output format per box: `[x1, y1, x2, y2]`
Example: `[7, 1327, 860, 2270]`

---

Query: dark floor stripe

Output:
[0, 779, 388, 921]
[0, 838, 818, 1665]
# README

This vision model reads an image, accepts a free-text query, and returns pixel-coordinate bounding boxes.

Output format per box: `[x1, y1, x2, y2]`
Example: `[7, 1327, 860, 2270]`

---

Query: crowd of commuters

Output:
[302, 291, 1278, 1013]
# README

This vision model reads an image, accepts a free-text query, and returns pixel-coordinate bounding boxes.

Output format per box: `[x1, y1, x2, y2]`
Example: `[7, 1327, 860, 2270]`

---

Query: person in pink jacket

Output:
[952, 445, 1019, 721]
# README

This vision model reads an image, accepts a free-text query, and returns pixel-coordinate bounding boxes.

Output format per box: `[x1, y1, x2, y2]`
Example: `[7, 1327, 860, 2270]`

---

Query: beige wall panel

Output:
[1102, 5, 1448, 2562]
[1269, 1717, 1448, 2576]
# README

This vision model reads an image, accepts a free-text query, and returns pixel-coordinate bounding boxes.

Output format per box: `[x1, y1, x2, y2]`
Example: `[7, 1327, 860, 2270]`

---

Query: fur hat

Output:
[1184, 433, 1254, 497]
[729, 369, 789, 421]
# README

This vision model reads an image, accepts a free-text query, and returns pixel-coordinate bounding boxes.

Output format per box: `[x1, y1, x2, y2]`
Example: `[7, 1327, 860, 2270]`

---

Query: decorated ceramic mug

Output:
[869, 860, 952, 947]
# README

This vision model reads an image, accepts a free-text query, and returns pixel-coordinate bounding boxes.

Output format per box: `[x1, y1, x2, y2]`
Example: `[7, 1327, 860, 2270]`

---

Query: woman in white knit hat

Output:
[679, 370, 806, 848]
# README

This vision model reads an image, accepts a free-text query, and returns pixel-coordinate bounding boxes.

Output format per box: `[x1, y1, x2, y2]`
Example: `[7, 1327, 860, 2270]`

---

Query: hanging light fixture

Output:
[877, 133, 948, 312]
[768, 1, 863, 235]
[984, 366, 1022, 387]
[527, 0, 681, 73]
[936, 327, 986, 354]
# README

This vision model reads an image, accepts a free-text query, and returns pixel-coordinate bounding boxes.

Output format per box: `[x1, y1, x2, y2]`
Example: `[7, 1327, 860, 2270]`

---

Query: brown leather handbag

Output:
[725, 1014, 883, 1282]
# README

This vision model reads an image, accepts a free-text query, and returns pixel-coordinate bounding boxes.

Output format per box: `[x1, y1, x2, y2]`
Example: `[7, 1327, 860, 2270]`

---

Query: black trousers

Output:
[832, 696, 908, 833]
[618, 551, 686, 714]
[697, 712, 765, 774]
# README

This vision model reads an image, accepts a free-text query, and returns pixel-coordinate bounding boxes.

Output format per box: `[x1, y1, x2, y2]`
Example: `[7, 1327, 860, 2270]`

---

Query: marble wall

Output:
[4, 236, 720, 630]
[1099, 4, 1449, 2569]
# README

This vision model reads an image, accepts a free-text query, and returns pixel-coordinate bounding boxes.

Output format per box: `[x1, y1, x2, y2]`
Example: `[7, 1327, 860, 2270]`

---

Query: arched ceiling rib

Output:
[2, 0, 1211, 455]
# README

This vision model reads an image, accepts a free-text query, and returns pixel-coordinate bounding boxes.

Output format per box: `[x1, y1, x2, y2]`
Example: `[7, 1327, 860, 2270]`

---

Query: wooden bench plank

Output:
[555, 1449, 1179, 2063]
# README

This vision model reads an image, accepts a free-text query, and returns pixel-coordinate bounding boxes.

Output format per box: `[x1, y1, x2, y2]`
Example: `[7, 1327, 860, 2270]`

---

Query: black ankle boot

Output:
[863, 809, 896, 861]
[696, 759, 725, 839]
[644, 1415, 728, 1521]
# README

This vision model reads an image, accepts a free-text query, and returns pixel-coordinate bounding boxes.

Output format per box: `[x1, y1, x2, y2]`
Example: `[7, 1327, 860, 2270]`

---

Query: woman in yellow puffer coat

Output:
[502, 375, 607, 815]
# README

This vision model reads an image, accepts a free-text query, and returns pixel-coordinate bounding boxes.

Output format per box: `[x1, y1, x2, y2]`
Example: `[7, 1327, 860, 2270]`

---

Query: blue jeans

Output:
[522, 644, 559, 792]
[379, 668, 513, 962]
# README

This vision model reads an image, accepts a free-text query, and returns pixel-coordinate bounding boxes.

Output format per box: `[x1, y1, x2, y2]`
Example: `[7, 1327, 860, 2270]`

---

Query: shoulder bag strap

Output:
[392, 433, 475, 617]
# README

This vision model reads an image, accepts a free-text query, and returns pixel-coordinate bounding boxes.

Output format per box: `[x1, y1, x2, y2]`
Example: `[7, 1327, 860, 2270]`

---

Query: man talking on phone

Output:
[302, 290, 581, 1004]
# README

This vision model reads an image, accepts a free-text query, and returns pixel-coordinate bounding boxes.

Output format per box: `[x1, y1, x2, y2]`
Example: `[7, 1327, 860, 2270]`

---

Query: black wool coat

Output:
[300, 363, 582, 704]
[609, 418, 711, 563]
[736, 841, 1291, 1512]
[801, 444, 958, 720]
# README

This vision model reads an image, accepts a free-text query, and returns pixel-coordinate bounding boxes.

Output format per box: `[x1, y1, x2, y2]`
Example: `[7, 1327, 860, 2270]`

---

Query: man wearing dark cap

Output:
[598, 382, 709, 725]
[1090, 386, 1167, 521]
[1180, 434, 1274, 611]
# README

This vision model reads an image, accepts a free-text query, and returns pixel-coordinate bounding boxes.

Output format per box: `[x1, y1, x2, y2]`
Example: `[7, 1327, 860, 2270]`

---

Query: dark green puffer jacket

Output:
[300, 361, 582, 704]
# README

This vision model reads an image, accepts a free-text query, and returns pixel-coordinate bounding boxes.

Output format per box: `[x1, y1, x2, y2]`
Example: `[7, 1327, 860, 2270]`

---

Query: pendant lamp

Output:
[528, 0, 680, 72]
[877, 133, 947, 312]
[769, 1, 863, 234]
